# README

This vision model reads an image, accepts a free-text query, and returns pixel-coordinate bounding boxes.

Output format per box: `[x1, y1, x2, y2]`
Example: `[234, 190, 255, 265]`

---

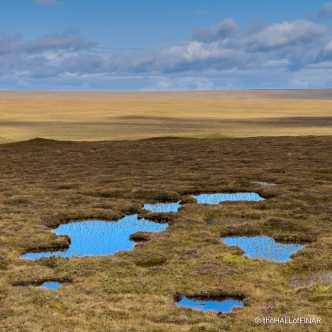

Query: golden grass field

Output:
[0, 89, 331, 143]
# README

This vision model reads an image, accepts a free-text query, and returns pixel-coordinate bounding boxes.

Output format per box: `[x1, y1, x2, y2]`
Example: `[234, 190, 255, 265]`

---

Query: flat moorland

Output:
[0, 136, 331, 331]
[0, 90, 331, 143]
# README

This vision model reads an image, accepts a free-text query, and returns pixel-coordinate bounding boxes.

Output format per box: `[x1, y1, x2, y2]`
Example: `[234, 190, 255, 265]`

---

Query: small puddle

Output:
[16, 281, 63, 289]
[42, 281, 62, 289]
[176, 296, 244, 313]
[221, 236, 304, 262]
[193, 192, 264, 205]
[143, 201, 181, 213]
[22, 214, 168, 260]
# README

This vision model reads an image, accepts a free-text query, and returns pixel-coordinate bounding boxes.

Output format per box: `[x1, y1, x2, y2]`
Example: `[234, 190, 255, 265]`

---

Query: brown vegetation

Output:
[0, 136, 331, 331]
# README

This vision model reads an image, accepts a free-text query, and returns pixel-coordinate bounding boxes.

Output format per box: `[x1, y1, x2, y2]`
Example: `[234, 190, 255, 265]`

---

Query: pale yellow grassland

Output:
[0, 90, 331, 143]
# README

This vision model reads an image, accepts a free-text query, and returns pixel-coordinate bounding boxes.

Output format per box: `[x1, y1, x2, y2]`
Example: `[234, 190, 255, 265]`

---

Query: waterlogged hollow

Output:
[22, 214, 168, 260]
[176, 296, 244, 313]
[193, 192, 264, 205]
[17, 281, 63, 289]
[42, 281, 62, 289]
[143, 201, 181, 213]
[221, 235, 305, 262]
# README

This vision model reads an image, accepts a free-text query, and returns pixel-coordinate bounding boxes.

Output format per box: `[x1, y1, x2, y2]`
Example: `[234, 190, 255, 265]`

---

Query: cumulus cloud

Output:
[193, 19, 238, 42]
[318, 2, 332, 18]
[0, 30, 95, 79]
[1, 17, 332, 90]
[25, 30, 95, 53]
[249, 20, 325, 49]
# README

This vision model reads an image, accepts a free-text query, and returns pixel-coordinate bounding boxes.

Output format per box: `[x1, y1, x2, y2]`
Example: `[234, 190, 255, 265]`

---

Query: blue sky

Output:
[1, 0, 332, 90]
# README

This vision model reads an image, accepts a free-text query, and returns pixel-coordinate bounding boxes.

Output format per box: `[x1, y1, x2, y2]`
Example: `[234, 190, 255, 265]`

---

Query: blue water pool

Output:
[221, 235, 304, 262]
[193, 192, 264, 205]
[42, 281, 62, 289]
[21, 214, 168, 260]
[143, 201, 181, 213]
[176, 296, 244, 313]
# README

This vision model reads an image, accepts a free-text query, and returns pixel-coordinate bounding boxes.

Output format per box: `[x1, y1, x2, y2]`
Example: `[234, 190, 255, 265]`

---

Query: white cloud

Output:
[318, 2, 332, 18]
[193, 19, 238, 42]
[249, 20, 325, 49]
[0, 17, 332, 90]
[24, 30, 95, 53]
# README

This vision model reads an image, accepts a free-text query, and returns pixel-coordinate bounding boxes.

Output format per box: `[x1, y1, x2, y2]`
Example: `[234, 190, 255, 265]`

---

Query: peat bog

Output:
[22, 194, 264, 260]
[0, 136, 331, 331]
